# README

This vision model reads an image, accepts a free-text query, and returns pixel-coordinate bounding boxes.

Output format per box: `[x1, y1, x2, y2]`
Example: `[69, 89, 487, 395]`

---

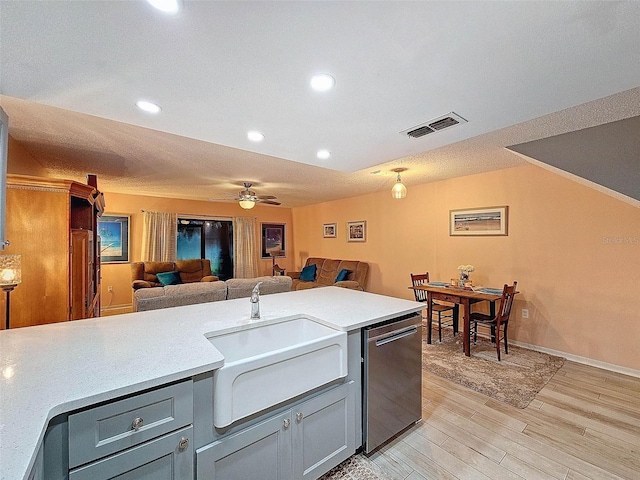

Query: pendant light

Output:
[391, 168, 407, 199]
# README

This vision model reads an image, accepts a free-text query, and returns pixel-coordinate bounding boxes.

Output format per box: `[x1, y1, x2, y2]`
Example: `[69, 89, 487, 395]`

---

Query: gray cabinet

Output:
[293, 382, 355, 479]
[38, 380, 195, 480]
[69, 426, 193, 480]
[68, 381, 193, 468]
[197, 411, 292, 480]
[197, 382, 355, 480]
[27, 443, 44, 480]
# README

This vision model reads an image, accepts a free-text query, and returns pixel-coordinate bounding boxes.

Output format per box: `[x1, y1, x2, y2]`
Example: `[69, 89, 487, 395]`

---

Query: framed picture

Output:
[347, 220, 366, 242]
[261, 223, 286, 258]
[450, 206, 509, 236]
[323, 223, 337, 238]
[98, 214, 130, 262]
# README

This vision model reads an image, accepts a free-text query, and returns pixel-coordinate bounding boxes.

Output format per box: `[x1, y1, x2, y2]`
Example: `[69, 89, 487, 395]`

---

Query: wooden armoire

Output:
[2, 174, 105, 328]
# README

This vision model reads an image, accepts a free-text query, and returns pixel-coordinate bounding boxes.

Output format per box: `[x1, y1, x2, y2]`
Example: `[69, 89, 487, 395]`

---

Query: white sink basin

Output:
[207, 316, 348, 428]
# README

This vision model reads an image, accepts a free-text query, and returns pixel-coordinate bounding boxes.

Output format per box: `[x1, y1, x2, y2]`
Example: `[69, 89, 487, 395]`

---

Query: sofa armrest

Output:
[289, 271, 302, 280]
[200, 275, 220, 282]
[334, 280, 363, 291]
[132, 280, 155, 290]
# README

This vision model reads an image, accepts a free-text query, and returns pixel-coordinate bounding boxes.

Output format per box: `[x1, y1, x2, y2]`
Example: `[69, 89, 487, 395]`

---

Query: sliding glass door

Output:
[177, 219, 234, 280]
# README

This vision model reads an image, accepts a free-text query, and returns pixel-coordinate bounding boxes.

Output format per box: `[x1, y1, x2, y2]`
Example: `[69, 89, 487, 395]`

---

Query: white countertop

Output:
[0, 287, 422, 480]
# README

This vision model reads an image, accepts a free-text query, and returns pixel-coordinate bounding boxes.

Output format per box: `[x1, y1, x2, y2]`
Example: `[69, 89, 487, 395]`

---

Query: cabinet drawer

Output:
[69, 380, 193, 468]
[69, 426, 193, 480]
[434, 294, 460, 304]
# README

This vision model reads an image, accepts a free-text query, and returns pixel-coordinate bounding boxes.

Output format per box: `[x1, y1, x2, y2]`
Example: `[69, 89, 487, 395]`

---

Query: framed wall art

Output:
[449, 206, 509, 236]
[323, 223, 337, 238]
[98, 214, 130, 262]
[347, 220, 366, 242]
[261, 223, 286, 258]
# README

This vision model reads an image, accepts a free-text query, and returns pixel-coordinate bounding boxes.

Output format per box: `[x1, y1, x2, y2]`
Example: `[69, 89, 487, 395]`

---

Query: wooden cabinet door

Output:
[292, 382, 355, 479]
[71, 229, 90, 320]
[197, 412, 292, 480]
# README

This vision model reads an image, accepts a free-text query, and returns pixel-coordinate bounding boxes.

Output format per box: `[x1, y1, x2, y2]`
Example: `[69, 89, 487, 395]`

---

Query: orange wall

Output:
[292, 164, 640, 371]
[101, 193, 294, 312]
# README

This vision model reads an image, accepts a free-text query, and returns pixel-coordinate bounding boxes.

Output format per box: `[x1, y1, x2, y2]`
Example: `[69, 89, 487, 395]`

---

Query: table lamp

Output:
[0, 254, 22, 330]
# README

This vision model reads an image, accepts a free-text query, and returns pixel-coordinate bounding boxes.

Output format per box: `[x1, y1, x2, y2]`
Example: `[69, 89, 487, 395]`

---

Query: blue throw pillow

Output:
[156, 271, 183, 286]
[335, 269, 350, 282]
[299, 264, 317, 281]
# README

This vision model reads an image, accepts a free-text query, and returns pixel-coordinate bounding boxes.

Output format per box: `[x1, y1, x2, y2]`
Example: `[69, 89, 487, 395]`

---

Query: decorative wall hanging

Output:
[261, 223, 286, 258]
[323, 223, 337, 238]
[98, 214, 130, 262]
[450, 206, 508, 236]
[347, 221, 366, 242]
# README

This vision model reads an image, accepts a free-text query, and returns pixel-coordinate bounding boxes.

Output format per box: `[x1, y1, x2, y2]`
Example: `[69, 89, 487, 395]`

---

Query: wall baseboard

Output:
[511, 340, 640, 379]
[101, 304, 133, 316]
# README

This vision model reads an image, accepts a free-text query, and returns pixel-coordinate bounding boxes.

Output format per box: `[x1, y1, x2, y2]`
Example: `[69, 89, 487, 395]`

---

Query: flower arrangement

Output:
[457, 264, 474, 284]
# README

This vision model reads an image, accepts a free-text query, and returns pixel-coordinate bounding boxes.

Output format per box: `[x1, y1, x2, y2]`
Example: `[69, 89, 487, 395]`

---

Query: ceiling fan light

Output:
[239, 199, 256, 210]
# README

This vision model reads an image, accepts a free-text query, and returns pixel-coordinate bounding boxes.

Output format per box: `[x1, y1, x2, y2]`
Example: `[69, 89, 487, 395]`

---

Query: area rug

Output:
[318, 454, 384, 480]
[422, 330, 565, 408]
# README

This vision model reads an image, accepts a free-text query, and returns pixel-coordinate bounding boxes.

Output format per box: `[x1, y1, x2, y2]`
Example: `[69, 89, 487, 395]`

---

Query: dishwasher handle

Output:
[373, 325, 419, 346]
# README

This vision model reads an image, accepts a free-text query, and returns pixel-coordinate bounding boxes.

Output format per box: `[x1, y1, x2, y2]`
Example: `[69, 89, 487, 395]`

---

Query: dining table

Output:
[410, 284, 503, 356]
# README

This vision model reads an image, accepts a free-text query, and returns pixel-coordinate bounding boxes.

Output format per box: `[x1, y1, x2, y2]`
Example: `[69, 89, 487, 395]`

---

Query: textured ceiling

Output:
[1, 1, 639, 207]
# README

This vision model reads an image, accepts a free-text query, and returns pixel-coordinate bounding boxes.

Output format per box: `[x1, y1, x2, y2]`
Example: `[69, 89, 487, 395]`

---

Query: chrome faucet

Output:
[250, 282, 263, 319]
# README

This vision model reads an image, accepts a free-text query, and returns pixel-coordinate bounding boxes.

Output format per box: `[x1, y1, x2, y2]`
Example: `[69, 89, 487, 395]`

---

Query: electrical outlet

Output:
[107, 286, 113, 292]
[521, 308, 529, 319]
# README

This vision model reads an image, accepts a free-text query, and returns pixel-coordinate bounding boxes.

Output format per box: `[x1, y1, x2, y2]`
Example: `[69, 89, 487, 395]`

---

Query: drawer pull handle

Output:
[296, 412, 303, 423]
[178, 437, 189, 452]
[131, 417, 144, 431]
[283, 418, 290, 429]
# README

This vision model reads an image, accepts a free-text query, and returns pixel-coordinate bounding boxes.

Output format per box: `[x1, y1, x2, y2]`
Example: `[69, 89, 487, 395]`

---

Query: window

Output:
[177, 218, 234, 280]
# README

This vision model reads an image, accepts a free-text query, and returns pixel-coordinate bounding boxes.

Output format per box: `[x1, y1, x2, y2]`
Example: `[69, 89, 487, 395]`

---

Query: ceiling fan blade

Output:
[257, 195, 277, 200]
[259, 200, 281, 206]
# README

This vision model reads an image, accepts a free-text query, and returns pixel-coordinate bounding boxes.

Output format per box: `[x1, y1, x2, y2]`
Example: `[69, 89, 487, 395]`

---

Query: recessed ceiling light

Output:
[317, 149, 331, 160]
[136, 100, 162, 114]
[146, 0, 181, 14]
[310, 73, 335, 92]
[247, 131, 265, 142]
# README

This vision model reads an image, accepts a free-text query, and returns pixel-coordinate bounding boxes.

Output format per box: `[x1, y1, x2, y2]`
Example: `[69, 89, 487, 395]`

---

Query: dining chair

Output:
[469, 281, 518, 361]
[411, 273, 456, 342]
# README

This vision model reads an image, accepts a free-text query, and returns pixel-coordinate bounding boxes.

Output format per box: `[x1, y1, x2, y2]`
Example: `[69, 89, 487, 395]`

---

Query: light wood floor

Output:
[369, 360, 640, 480]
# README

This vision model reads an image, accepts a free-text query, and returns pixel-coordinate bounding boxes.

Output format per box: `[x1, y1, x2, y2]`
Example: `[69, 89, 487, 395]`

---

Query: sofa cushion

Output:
[335, 268, 350, 282]
[142, 262, 175, 284]
[226, 276, 292, 300]
[316, 259, 341, 286]
[157, 271, 183, 286]
[176, 259, 212, 283]
[299, 264, 317, 281]
[164, 282, 227, 307]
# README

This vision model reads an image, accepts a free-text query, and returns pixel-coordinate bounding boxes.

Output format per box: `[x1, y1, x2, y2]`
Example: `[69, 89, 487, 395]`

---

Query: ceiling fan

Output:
[226, 182, 281, 210]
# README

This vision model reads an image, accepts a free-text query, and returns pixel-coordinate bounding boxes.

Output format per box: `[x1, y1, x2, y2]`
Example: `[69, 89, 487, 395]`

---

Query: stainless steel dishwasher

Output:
[363, 312, 423, 454]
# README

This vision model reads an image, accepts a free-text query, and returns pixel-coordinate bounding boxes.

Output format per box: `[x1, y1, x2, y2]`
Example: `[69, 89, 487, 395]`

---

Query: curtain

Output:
[233, 216, 259, 278]
[141, 211, 177, 262]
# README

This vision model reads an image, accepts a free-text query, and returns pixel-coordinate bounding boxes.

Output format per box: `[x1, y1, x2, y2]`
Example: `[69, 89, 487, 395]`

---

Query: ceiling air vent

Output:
[400, 112, 467, 138]
[406, 125, 435, 138]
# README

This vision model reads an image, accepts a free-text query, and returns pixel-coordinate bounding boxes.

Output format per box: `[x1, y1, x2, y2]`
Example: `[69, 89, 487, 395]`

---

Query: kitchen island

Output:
[0, 287, 423, 480]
